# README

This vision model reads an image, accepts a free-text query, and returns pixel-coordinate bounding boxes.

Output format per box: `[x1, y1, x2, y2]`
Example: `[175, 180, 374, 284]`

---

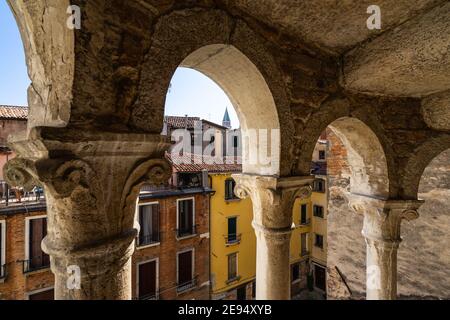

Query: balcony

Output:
[224, 233, 242, 245]
[0, 182, 45, 208]
[176, 277, 197, 293]
[176, 225, 197, 239]
[22, 256, 50, 274]
[136, 292, 159, 300]
[301, 250, 310, 257]
[226, 275, 242, 284]
[137, 233, 161, 247]
[299, 219, 311, 226]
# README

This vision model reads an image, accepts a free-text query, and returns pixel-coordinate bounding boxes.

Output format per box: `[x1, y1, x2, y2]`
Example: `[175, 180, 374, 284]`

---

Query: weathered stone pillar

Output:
[3, 127, 171, 300]
[349, 195, 423, 300]
[232, 174, 314, 300]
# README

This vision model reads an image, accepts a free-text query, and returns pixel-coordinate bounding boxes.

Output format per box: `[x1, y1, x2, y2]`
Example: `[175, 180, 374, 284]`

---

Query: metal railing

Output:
[176, 225, 197, 238]
[137, 233, 161, 247]
[0, 181, 45, 207]
[136, 292, 159, 300]
[22, 256, 50, 274]
[299, 219, 311, 226]
[224, 233, 242, 245]
[176, 277, 197, 293]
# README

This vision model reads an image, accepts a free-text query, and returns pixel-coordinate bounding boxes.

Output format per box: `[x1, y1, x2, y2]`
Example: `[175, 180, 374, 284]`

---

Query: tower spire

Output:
[222, 107, 231, 129]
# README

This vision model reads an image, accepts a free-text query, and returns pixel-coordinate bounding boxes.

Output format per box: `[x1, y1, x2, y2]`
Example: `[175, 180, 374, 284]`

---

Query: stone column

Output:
[349, 195, 423, 300]
[3, 127, 171, 300]
[232, 174, 314, 300]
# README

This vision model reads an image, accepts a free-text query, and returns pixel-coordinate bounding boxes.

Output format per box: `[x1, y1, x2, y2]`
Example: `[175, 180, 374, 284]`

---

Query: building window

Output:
[301, 233, 309, 256]
[190, 133, 195, 146]
[233, 136, 239, 148]
[226, 217, 240, 244]
[138, 260, 158, 300]
[25, 217, 50, 273]
[210, 135, 215, 144]
[177, 172, 202, 188]
[225, 179, 238, 200]
[0, 220, 5, 278]
[300, 204, 309, 225]
[313, 205, 324, 218]
[251, 281, 256, 299]
[177, 198, 195, 238]
[237, 285, 247, 300]
[319, 150, 326, 160]
[138, 203, 160, 247]
[291, 263, 300, 282]
[314, 264, 327, 292]
[315, 234, 324, 249]
[313, 179, 325, 192]
[227, 253, 238, 281]
[177, 249, 195, 292]
[28, 288, 54, 300]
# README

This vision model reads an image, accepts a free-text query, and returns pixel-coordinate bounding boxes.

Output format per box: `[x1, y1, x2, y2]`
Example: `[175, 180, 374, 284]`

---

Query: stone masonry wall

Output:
[327, 129, 450, 299]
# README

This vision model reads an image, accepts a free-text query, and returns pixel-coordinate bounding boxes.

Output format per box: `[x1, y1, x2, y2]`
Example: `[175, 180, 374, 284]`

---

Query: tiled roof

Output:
[166, 152, 242, 173]
[164, 116, 201, 129]
[164, 116, 228, 130]
[0, 105, 28, 120]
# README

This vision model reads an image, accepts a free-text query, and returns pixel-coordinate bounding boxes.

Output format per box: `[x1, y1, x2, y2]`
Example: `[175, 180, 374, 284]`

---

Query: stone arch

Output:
[129, 8, 292, 176]
[401, 134, 450, 199]
[6, 1, 74, 130]
[296, 97, 392, 198]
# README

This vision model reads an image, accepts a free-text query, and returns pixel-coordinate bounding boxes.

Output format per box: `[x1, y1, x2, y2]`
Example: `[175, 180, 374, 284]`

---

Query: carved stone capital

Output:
[232, 174, 314, 229]
[350, 194, 423, 244]
[3, 127, 173, 299]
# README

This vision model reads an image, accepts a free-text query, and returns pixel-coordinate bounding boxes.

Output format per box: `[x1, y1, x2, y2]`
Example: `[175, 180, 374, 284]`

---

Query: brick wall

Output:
[0, 210, 54, 300]
[0, 191, 211, 300]
[131, 193, 210, 300]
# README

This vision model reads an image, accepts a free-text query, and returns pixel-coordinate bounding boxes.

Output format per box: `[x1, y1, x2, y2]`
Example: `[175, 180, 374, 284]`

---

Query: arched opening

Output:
[300, 116, 390, 300]
[134, 43, 281, 300]
[180, 44, 281, 176]
[396, 148, 450, 299]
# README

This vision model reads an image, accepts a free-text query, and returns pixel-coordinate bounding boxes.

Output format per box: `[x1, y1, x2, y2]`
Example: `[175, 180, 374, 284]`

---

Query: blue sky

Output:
[0, 2, 239, 128]
[0, 0, 29, 106]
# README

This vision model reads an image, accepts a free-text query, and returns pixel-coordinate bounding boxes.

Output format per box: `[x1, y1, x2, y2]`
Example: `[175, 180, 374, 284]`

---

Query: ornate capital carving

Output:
[232, 174, 314, 229]
[121, 158, 172, 212]
[353, 194, 424, 244]
[3, 158, 39, 191]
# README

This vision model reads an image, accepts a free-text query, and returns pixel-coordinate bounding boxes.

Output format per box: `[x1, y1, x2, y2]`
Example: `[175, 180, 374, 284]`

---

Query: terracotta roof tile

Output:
[166, 152, 242, 173]
[0, 105, 28, 120]
[164, 116, 201, 129]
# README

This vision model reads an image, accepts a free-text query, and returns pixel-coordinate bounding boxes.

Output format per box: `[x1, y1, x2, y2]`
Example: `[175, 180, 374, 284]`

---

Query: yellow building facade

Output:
[210, 170, 328, 299]
[209, 173, 256, 300]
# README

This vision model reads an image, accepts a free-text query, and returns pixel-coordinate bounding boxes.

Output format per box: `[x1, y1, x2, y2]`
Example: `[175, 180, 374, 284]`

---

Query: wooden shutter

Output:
[30, 218, 49, 268]
[138, 261, 157, 298]
[178, 251, 193, 285]
[228, 253, 237, 279]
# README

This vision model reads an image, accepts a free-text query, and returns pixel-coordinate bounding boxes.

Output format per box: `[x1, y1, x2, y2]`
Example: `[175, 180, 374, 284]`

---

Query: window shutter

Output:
[178, 251, 193, 285]
[139, 261, 157, 298]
